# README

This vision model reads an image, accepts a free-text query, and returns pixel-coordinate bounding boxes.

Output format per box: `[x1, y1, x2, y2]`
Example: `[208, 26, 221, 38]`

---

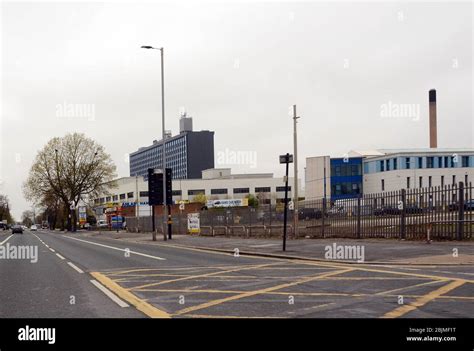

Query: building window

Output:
[254, 187, 271, 193]
[276, 186, 291, 192]
[444, 156, 449, 168]
[380, 161, 384, 172]
[188, 189, 205, 196]
[462, 156, 469, 167]
[233, 187, 250, 194]
[428, 176, 432, 187]
[106, 196, 111, 202]
[120, 194, 126, 200]
[211, 188, 228, 195]
[407, 177, 410, 189]
[450, 156, 455, 167]
[386, 160, 390, 171]
[405, 157, 410, 169]
[418, 157, 423, 168]
[351, 183, 360, 194]
[393, 158, 397, 170]
[441, 176, 445, 187]
[139, 191, 149, 197]
[419, 177, 423, 188]
[334, 166, 341, 176]
[113, 195, 118, 201]
[127, 192, 134, 199]
[172, 190, 182, 196]
[381, 179, 385, 191]
[438, 156, 443, 168]
[427, 157, 434, 169]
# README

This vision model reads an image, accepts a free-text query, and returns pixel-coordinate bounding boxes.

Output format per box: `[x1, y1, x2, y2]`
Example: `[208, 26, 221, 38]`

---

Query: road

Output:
[0, 229, 472, 318]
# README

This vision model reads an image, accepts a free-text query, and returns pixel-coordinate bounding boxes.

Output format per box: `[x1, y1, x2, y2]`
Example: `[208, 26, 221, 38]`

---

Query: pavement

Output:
[82, 230, 474, 265]
[1, 228, 472, 318]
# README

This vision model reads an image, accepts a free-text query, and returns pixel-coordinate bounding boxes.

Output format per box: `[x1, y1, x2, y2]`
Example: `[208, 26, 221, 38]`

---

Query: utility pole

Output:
[141, 45, 167, 241]
[135, 175, 140, 233]
[292, 105, 300, 239]
[160, 47, 168, 241]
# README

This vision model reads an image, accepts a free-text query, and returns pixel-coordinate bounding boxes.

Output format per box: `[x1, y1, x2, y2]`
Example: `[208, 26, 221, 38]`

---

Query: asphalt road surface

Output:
[0, 229, 472, 318]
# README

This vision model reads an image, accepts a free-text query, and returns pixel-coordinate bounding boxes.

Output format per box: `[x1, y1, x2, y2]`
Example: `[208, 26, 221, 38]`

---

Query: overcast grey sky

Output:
[1, 1, 472, 219]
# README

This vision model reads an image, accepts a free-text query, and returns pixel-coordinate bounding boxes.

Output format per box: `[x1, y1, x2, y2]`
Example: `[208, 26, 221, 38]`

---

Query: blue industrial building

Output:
[329, 157, 363, 200]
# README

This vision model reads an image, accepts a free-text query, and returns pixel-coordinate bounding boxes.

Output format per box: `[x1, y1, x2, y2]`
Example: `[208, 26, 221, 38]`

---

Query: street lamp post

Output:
[141, 45, 168, 241]
[292, 105, 300, 239]
[279, 153, 293, 252]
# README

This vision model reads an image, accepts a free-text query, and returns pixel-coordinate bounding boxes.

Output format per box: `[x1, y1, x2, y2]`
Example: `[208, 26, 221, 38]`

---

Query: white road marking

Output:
[56, 253, 65, 260]
[50, 248, 56, 252]
[0, 235, 13, 246]
[249, 243, 280, 248]
[67, 262, 84, 274]
[90, 279, 129, 308]
[64, 236, 166, 261]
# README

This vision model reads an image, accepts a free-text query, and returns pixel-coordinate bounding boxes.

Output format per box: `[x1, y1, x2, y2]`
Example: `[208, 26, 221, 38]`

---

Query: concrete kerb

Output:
[73, 230, 473, 267]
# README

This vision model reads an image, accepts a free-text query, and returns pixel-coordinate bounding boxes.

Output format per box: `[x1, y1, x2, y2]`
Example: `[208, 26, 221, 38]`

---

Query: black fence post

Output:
[322, 197, 326, 238]
[458, 182, 464, 240]
[356, 195, 361, 239]
[400, 189, 406, 240]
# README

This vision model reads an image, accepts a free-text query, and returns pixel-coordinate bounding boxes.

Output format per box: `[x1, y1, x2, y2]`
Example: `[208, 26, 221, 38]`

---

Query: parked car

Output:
[448, 200, 474, 212]
[21, 225, 28, 231]
[327, 206, 345, 216]
[405, 205, 423, 214]
[11, 224, 23, 234]
[0, 223, 9, 230]
[30, 224, 38, 231]
[298, 208, 323, 220]
[374, 206, 401, 216]
[97, 219, 108, 228]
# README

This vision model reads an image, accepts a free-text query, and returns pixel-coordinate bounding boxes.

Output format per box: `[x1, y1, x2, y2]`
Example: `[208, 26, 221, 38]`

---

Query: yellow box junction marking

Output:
[91, 272, 170, 318]
[382, 280, 466, 318]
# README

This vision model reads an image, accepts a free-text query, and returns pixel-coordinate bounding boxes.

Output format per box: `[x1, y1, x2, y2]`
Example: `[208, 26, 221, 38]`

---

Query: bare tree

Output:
[24, 133, 116, 231]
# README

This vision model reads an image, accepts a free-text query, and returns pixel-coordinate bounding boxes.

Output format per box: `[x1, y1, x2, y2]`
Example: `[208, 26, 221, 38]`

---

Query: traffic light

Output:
[147, 168, 172, 206]
[148, 168, 164, 206]
[165, 168, 172, 205]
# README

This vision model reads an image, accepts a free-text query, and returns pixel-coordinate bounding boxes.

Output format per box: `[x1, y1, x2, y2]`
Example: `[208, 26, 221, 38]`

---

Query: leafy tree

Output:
[193, 193, 207, 205]
[246, 194, 259, 208]
[0, 195, 14, 224]
[23, 133, 116, 231]
[21, 210, 34, 227]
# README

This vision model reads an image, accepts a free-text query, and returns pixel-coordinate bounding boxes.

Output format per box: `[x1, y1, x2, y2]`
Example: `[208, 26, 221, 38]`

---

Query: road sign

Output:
[279, 154, 293, 164]
[187, 213, 200, 234]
